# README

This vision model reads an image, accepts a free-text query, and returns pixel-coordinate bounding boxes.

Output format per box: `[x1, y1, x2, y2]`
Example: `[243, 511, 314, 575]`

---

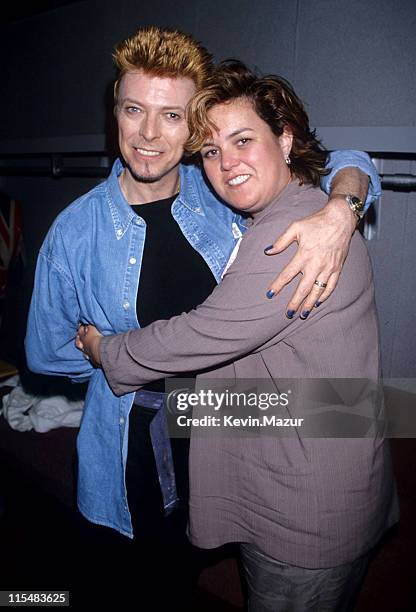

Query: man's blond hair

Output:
[113, 26, 213, 103]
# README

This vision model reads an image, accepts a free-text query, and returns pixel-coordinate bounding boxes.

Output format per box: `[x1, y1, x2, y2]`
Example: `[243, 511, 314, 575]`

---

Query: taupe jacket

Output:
[100, 180, 398, 567]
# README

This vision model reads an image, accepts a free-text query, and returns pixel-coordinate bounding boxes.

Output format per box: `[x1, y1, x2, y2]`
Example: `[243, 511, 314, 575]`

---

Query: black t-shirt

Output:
[132, 195, 217, 391]
[127, 196, 217, 530]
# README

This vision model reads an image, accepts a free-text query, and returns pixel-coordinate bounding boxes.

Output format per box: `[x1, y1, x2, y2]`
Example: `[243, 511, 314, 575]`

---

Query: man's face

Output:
[116, 70, 196, 187]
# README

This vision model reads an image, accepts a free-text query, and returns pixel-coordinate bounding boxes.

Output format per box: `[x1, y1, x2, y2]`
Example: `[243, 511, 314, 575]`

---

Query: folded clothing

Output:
[0, 375, 83, 432]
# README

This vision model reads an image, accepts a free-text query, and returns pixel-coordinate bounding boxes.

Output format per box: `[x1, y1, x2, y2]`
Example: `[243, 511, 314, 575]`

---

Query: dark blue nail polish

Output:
[266, 289, 275, 299]
[300, 310, 310, 320]
[264, 245, 273, 254]
[286, 309, 295, 319]
[315, 301, 322, 308]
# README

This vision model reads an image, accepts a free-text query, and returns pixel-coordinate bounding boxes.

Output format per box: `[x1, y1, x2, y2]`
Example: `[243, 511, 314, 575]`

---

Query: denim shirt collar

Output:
[106, 159, 204, 240]
[106, 159, 139, 239]
[176, 163, 205, 214]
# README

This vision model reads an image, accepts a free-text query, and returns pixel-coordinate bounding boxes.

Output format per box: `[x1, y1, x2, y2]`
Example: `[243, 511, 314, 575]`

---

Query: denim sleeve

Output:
[321, 151, 381, 211]
[25, 251, 93, 383]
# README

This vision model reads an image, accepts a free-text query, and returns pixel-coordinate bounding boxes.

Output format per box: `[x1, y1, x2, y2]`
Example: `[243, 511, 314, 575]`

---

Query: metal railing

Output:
[0, 155, 415, 191]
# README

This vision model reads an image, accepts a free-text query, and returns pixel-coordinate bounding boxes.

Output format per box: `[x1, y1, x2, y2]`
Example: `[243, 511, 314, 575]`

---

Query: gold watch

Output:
[333, 193, 365, 221]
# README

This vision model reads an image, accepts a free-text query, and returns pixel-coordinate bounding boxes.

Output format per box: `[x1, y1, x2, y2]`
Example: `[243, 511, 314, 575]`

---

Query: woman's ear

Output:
[279, 126, 293, 159]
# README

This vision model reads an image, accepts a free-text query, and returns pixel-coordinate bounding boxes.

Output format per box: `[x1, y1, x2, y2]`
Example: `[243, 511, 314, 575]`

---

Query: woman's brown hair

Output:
[186, 60, 328, 186]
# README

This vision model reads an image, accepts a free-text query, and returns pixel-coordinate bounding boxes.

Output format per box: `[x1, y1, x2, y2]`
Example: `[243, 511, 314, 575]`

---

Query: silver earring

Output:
[285, 156, 291, 165]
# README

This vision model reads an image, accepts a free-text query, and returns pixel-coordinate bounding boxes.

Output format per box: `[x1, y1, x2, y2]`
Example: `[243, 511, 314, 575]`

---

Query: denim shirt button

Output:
[135, 218, 143, 226]
[122, 301, 130, 310]
[119, 417, 125, 425]
[129, 257, 137, 265]
[116, 229, 123, 237]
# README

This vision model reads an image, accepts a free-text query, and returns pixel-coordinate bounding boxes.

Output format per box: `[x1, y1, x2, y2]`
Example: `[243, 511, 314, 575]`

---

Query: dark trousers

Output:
[125, 405, 204, 608]
[240, 544, 370, 612]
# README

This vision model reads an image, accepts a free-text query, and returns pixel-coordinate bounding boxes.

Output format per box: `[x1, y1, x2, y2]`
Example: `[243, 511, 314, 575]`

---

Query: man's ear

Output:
[279, 126, 293, 159]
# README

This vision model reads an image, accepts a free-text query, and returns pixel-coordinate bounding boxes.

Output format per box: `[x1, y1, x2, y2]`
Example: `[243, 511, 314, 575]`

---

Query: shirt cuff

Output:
[321, 150, 381, 211]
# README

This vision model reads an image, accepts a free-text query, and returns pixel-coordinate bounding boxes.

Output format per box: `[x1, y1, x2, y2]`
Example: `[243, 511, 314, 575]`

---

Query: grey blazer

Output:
[100, 180, 398, 568]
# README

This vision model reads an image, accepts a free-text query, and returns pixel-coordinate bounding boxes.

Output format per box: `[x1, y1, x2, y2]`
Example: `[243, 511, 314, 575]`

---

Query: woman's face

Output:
[201, 99, 293, 215]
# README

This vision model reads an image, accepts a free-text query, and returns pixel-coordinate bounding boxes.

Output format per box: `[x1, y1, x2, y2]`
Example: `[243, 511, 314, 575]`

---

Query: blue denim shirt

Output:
[25, 154, 380, 537]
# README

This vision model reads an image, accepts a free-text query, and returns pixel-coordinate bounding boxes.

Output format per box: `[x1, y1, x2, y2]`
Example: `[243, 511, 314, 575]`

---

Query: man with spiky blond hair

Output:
[26, 26, 381, 606]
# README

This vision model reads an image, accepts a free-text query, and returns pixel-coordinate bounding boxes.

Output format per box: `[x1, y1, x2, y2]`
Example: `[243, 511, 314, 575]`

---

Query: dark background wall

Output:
[0, 0, 415, 377]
